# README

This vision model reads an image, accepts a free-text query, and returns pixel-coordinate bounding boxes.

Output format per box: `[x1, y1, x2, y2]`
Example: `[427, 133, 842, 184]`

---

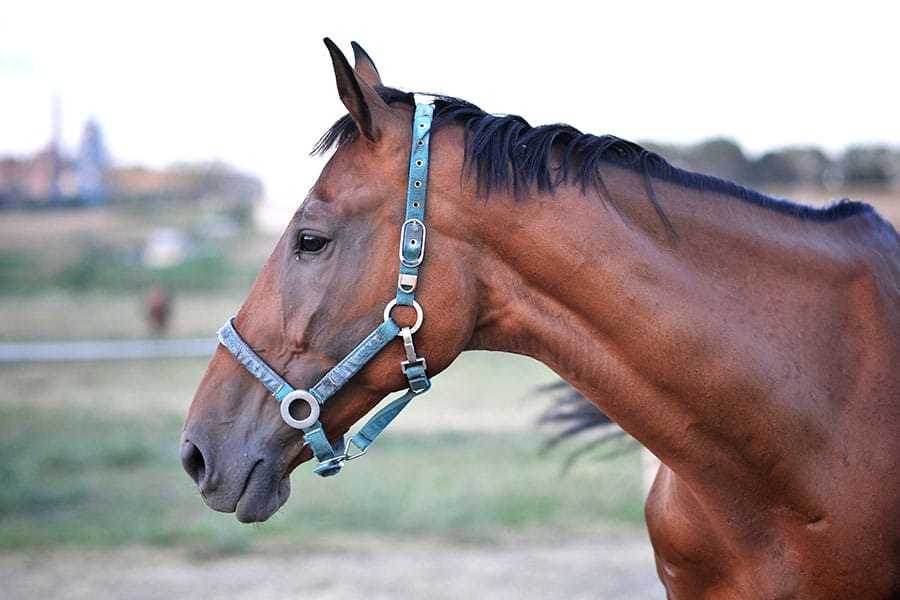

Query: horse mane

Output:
[312, 86, 873, 226]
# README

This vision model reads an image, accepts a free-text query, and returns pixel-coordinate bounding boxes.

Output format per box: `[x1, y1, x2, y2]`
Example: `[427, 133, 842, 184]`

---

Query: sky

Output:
[2, 0, 898, 215]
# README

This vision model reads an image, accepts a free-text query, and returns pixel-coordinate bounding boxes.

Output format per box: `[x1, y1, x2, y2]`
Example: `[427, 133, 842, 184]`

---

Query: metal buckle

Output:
[280, 390, 321, 429]
[399, 218, 426, 268]
[401, 356, 427, 373]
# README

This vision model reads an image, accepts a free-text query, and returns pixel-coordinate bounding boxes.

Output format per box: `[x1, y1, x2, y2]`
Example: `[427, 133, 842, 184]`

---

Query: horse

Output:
[145, 285, 173, 336]
[180, 39, 900, 598]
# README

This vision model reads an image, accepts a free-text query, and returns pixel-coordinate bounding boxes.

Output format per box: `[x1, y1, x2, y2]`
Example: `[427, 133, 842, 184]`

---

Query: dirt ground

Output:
[1, 526, 665, 599]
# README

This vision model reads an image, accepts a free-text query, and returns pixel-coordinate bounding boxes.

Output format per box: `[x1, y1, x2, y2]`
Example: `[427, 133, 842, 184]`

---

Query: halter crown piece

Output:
[217, 100, 435, 477]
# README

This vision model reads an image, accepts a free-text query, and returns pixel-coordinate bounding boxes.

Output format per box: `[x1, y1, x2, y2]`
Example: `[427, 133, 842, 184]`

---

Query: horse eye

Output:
[296, 234, 329, 254]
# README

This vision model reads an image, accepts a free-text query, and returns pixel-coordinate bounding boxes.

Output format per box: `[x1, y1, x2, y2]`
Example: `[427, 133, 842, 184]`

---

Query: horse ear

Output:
[324, 38, 391, 144]
[351, 41, 382, 87]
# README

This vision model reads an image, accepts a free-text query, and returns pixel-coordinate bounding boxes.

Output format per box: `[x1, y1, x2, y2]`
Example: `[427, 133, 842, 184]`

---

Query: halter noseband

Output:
[217, 101, 435, 477]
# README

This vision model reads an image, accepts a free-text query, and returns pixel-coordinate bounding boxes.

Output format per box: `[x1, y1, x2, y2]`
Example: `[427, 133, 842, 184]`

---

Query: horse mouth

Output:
[233, 461, 292, 523]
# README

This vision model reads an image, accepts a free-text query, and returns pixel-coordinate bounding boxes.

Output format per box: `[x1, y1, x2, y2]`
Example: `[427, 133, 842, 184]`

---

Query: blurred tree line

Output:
[107, 161, 262, 206]
[644, 139, 900, 190]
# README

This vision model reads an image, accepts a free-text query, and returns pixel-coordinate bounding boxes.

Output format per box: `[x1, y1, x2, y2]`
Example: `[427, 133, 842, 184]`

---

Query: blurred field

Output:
[0, 291, 240, 341]
[0, 349, 657, 597]
[0, 347, 644, 550]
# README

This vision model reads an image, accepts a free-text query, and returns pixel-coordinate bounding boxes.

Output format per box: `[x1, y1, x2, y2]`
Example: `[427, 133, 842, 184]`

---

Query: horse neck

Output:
[458, 162, 869, 494]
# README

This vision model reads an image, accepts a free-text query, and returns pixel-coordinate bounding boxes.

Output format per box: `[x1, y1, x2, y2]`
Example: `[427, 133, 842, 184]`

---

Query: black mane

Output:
[313, 87, 872, 224]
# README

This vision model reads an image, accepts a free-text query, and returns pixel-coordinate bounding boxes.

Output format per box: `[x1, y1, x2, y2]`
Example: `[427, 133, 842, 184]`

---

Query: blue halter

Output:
[217, 101, 435, 477]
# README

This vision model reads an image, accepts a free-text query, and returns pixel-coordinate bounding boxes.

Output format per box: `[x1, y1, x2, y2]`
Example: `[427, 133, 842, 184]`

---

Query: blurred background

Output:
[1, 1, 898, 598]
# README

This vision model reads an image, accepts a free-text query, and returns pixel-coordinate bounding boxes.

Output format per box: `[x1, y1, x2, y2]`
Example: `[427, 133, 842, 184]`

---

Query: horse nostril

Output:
[180, 440, 207, 486]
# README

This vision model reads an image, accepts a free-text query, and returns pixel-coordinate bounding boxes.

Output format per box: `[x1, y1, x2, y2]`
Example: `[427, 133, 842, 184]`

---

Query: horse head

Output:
[180, 40, 480, 522]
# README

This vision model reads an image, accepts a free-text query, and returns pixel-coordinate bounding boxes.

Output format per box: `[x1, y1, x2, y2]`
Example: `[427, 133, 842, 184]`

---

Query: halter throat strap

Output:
[217, 101, 435, 477]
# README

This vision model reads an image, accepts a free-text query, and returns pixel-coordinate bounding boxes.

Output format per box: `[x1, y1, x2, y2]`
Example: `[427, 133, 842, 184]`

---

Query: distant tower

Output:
[48, 94, 62, 202]
[77, 118, 108, 205]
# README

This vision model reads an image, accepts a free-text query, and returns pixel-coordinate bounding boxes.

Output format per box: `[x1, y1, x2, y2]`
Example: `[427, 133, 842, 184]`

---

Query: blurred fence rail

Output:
[0, 338, 216, 362]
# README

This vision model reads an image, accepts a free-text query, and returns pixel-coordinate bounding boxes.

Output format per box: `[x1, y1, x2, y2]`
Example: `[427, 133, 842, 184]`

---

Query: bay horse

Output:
[181, 39, 900, 598]
[145, 285, 173, 336]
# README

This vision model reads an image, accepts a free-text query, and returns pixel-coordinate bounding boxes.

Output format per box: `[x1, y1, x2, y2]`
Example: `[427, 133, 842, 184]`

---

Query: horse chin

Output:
[233, 464, 292, 524]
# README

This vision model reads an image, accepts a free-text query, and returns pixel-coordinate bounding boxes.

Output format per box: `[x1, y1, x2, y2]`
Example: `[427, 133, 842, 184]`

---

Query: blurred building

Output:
[0, 147, 68, 205]
[77, 118, 109, 205]
[0, 111, 110, 206]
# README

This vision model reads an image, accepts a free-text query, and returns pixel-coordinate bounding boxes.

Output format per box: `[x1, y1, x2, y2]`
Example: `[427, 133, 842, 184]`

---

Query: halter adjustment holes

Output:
[294, 233, 330, 256]
[415, 159, 423, 167]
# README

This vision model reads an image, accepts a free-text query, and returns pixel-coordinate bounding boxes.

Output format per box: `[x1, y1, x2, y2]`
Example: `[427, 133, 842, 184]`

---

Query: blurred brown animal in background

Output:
[145, 285, 173, 336]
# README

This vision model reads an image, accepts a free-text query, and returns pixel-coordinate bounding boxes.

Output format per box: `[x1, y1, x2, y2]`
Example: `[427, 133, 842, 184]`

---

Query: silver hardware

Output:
[399, 218, 426, 268]
[383, 299, 424, 334]
[343, 444, 368, 461]
[280, 389, 321, 429]
[399, 326, 427, 373]
[413, 94, 437, 106]
[316, 444, 368, 470]
[398, 273, 418, 293]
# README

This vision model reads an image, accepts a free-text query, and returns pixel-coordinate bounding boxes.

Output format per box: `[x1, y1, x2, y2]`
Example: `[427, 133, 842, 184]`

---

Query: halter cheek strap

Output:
[217, 101, 435, 477]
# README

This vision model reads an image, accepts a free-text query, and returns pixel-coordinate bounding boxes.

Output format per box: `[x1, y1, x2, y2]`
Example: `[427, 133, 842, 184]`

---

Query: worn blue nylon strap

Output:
[396, 102, 433, 307]
[217, 318, 400, 405]
[218, 318, 294, 400]
[310, 319, 400, 401]
[404, 363, 430, 393]
[304, 423, 344, 476]
[352, 389, 420, 450]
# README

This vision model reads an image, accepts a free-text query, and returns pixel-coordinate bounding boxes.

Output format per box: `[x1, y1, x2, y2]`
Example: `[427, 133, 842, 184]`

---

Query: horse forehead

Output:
[315, 146, 407, 212]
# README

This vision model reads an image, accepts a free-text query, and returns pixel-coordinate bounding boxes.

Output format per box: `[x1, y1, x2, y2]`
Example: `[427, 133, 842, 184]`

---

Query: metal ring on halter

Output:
[383, 299, 424, 334]
[280, 389, 321, 429]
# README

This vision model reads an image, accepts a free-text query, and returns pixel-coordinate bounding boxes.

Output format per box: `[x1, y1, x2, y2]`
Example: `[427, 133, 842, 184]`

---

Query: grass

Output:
[0, 354, 644, 555]
[0, 405, 643, 554]
[0, 238, 255, 295]
[0, 204, 267, 296]
[0, 290, 244, 341]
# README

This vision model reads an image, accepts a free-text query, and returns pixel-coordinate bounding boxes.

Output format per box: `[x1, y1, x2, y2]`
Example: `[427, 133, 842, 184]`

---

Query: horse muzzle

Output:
[180, 430, 291, 523]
